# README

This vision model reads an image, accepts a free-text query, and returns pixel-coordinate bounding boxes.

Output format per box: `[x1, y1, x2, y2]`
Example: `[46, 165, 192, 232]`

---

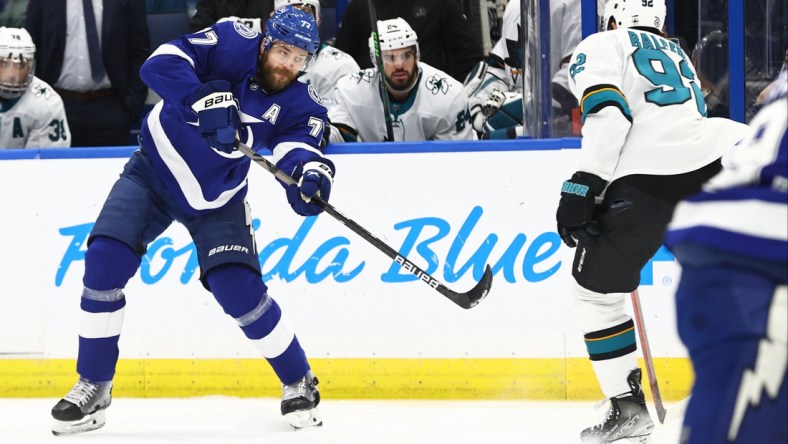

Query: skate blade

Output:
[285, 406, 322, 430]
[52, 410, 106, 436]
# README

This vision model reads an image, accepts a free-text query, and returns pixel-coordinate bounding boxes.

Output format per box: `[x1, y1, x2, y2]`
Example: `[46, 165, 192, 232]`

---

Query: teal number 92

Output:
[632, 49, 706, 117]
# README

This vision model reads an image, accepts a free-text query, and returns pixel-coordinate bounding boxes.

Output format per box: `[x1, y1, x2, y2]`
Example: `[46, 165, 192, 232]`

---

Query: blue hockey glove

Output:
[556, 171, 607, 248]
[190, 80, 242, 153]
[286, 161, 334, 216]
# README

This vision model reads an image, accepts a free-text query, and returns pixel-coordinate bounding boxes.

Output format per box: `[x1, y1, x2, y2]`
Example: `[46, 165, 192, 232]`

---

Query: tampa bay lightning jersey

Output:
[666, 70, 788, 263]
[139, 21, 328, 216]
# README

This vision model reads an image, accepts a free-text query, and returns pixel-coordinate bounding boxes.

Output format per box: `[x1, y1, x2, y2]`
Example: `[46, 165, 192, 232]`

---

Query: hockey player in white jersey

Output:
[50, 7, 331, 436]
[666, 68, 787, 444]
[463, 0, 582, 139]
[0, 26, 69, 148]
[328, 17, 476, 142]
[554, 1, 750, 442]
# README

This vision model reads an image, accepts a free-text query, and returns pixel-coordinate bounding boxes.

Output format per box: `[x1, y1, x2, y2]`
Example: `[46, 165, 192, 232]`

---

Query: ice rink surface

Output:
[1, 398, 684, 443]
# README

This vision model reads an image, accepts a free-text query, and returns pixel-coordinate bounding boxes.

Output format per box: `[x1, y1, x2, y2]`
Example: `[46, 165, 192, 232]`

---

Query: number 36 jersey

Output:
[567, 28, 750, 183]
[0, 77, 70, 149]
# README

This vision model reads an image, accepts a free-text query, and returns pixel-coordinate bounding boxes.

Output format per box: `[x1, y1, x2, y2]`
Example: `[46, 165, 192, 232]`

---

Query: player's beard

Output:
[385, 65, 418, 92]
[257, 53, 299, 93]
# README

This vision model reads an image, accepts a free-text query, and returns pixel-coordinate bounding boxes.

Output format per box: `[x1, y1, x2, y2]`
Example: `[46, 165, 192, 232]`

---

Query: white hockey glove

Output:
[469, 89, 504, 133]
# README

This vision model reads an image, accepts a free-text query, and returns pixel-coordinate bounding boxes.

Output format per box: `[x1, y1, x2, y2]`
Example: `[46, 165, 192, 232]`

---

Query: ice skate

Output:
[281, 370, 322, 429]
[580, 369, 654, 443]
[51, 377, 112, 436]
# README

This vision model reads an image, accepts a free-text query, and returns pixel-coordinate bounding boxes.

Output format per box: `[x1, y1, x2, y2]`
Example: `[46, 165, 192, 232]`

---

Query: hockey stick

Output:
[367, 0, 395, 142]
[234, 139, 493, 309]
[630, 289, 667, 423]
[663, 395, 691, 424]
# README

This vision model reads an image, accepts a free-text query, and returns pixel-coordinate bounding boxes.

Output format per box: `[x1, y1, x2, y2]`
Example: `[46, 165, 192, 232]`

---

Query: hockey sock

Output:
[584, 318, 639, 397]
[573, 283, 639, 397]
[78, 236, 140, 382]
[206, 264, 309, 385]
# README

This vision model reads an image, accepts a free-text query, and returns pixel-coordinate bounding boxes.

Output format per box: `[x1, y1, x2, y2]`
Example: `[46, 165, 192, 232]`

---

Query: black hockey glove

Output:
[286, 160, 335, 216]
[556, 171, 607, 248]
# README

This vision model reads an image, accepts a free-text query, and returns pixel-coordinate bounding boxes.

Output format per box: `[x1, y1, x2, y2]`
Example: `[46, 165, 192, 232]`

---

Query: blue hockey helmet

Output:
[264, 6, 320, 55]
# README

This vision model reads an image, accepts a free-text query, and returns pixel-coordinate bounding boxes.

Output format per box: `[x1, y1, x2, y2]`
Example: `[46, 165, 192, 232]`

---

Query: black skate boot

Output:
[580, 369, 655, 443]
[51, 377, 113, 436]
[281, 370, 322, 429]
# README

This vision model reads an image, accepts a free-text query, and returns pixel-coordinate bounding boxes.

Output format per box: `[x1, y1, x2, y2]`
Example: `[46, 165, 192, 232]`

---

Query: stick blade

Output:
[441, 264, 493, 309]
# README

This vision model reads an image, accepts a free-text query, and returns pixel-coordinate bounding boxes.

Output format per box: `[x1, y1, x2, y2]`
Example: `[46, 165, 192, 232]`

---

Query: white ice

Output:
[1, 398, 684, 443]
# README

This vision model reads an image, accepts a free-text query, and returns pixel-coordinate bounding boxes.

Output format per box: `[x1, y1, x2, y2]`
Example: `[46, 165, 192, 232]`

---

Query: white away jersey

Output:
[329, 62, 476, 142]
[300, 45, 359, 106]
[485, 0, 580, 93]
[0, 77, 70, 149]
[568, 28, 750, 182]
[667, 71, 787, 263]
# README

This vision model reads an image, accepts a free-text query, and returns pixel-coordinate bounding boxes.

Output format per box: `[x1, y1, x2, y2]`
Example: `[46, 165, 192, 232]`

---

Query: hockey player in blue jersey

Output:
[50, 7, 332, 436]
[665, 69, 787, 444]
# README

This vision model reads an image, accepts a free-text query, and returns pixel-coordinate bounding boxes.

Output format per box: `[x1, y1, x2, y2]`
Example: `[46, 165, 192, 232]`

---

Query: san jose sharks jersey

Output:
[0, 77, 70, 149]
[328, 62, 476, 142]
[300, 45, 359, 106]
[568, 28, 750, 183]
[139, 21, 328, 216]
[487, 0, 581, 93]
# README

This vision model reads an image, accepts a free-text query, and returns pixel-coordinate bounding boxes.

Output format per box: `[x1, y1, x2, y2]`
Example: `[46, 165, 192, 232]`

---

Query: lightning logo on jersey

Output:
[728, 286, 788, 441]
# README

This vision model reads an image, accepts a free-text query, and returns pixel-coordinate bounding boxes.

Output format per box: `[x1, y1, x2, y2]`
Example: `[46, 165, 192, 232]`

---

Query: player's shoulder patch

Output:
[349, 68, 374, 84]
[425, 73, 452, 95]
[30, 79, 55, 101]
[233, 21, 257, 39]
[307, 84, 323, 106]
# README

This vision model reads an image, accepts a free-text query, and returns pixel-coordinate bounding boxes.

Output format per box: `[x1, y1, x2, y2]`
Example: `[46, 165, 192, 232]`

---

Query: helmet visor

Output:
[266, 42, 316, 72]
[0, 55, 33, 98]
[381, 48, 416, 66]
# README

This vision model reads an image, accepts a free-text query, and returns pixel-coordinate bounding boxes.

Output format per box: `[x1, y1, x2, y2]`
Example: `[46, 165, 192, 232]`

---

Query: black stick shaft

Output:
[367, 0, 395, 142]
[234, 139, 492, 309]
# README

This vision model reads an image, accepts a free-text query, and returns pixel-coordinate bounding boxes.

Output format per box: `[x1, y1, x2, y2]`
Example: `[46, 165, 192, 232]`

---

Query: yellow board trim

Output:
[0, 358, 693, 400]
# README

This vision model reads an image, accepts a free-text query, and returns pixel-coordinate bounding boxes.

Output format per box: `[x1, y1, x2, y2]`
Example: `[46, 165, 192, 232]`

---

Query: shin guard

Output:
[206, 264, 310, 384]
[78, 236, 140, 382]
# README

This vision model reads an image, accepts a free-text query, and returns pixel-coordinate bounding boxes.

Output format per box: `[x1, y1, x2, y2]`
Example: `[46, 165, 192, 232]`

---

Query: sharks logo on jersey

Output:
[31, 83, 53, 99]
[350, 70, 374, 85]
[426, 74, 450, 95]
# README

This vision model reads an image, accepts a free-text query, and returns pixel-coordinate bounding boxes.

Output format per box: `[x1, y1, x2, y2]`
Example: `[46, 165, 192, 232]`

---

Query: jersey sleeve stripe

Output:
[271, 141, 323, 165]
[148, 43, 196, 69]
[580, 84, 632, 123]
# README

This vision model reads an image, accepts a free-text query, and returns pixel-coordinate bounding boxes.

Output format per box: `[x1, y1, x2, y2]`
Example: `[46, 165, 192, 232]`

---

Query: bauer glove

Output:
[190, 80, 244, 154]
[286, 160, 335, 216]
[556, 171, 607, 248]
